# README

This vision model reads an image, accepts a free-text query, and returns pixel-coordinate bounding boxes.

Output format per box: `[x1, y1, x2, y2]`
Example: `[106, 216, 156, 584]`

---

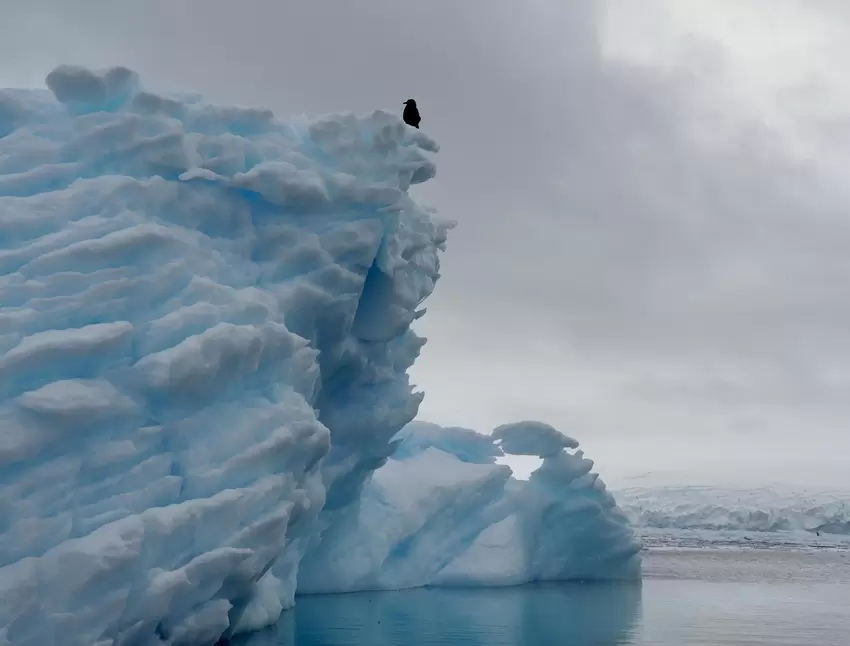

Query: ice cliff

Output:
[0, 66, 639, 646]
[617, 485, 850, 536]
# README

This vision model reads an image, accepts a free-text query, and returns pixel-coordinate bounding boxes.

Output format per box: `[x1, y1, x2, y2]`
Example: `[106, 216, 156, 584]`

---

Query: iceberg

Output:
[0, 66, 639, 646]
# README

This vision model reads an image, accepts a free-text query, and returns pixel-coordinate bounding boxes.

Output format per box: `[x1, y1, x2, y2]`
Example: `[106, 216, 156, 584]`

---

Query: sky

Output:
[2, 1, 849, 488]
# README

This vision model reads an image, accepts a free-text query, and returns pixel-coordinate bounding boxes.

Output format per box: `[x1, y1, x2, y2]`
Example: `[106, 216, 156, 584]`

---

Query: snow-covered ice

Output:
[0, 66, 639, 646]
[617, 485, 850, 536]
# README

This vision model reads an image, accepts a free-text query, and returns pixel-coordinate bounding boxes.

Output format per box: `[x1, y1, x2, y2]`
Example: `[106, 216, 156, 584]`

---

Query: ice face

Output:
[0, 66, 638, 646]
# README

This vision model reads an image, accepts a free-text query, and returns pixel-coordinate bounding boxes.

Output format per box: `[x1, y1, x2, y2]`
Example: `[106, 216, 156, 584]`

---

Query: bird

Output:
[402, 99, 421, 129]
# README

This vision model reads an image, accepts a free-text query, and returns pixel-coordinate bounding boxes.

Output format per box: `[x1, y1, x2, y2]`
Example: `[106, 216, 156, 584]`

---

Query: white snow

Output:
[617, 485, 850, 536]
[0, 66, 639, 646]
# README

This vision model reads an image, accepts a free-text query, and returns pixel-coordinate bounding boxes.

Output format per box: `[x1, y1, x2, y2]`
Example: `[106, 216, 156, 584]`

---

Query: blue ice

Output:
[0, 66, 639, 646]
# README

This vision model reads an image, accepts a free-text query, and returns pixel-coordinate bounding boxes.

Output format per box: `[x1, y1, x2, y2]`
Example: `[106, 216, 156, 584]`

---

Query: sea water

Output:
[227, 533, 850, 645]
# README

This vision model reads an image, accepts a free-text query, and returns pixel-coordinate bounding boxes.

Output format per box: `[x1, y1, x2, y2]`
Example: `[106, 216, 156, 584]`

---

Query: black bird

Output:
[402, 99, 421, 129]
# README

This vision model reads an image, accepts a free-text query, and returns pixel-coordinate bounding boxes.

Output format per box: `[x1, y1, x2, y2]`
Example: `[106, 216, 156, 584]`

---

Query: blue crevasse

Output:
[0, 66, 639, 646]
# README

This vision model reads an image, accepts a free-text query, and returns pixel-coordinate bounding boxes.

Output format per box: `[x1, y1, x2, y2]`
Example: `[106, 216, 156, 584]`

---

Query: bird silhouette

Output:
[403, 99, 421, 129]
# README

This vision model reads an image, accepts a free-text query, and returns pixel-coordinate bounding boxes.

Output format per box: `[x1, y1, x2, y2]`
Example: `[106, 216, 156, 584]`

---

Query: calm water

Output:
[229, 539, 850, 645]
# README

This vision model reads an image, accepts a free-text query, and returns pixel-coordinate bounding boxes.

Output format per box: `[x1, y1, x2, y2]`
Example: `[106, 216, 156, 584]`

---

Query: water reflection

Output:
[227, 582, 642, 646]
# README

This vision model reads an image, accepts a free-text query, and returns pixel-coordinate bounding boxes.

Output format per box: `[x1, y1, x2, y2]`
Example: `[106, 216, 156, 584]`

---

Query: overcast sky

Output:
[3, 1, 849, 487]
